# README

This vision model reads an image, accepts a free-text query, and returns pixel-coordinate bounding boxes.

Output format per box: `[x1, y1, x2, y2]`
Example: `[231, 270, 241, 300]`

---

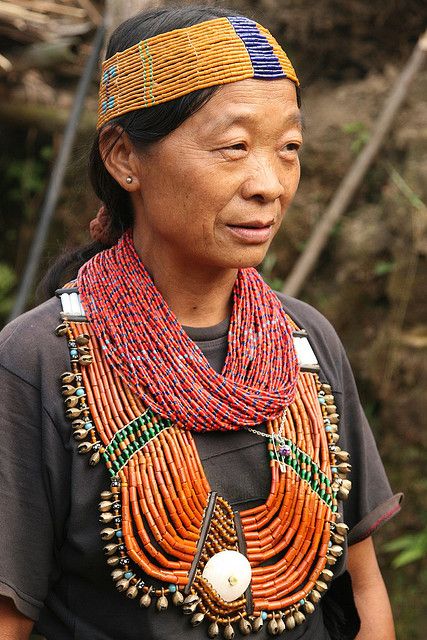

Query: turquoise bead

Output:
[115, 529, 122, 538]
[124, 571, 134, 579]
[168, 584, 177, 593]
[261, 611, 268, 620]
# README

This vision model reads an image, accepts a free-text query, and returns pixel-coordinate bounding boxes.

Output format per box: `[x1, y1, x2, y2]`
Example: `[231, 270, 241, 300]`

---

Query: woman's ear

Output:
[98, 126, 142, 192]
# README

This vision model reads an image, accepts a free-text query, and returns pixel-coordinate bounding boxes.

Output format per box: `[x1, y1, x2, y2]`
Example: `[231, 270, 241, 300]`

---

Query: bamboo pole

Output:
[0, 100, 96, 132]
[282, 30, 427, 298]
[9, 21, 106, 321]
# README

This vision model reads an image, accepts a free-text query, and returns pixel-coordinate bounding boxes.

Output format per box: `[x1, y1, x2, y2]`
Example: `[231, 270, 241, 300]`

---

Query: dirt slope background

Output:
[0, 1, 426, 637]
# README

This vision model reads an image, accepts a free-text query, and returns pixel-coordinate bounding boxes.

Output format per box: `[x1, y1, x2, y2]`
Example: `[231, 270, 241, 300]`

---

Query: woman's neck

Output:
[133, 235, 237, 328]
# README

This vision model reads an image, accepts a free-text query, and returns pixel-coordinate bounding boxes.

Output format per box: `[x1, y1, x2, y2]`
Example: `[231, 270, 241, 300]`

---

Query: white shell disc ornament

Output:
[202, 550, 252, 602]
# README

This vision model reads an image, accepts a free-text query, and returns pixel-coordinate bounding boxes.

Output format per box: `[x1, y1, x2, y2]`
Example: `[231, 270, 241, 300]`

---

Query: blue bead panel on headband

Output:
[227, 16, 285, 79]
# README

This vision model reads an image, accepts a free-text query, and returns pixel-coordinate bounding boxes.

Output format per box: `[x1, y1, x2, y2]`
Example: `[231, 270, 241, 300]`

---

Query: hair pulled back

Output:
[39, 5, 240, 299]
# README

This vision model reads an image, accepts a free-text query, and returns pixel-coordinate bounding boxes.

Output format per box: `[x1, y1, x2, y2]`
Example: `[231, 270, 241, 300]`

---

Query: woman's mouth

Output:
[226, 220, 274, 244]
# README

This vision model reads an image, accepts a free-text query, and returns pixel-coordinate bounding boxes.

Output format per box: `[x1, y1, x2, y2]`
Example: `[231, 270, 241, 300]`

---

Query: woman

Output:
[0, 5, 401, 640]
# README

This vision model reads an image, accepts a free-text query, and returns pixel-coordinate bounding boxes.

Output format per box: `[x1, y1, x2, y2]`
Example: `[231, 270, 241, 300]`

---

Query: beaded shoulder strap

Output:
[54, 285, 351, 638]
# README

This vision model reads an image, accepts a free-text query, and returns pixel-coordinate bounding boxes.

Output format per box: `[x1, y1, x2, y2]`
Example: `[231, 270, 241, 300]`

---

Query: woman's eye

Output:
[282, 142, 301, 153]
[219, 143, 247, 159]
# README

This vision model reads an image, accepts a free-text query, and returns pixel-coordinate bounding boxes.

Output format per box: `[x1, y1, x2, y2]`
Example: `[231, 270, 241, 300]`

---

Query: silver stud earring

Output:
[126, 176, 133, 184]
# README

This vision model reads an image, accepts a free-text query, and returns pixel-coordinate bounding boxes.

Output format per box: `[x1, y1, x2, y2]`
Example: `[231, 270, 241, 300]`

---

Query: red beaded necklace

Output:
[77, 230, 299, 432]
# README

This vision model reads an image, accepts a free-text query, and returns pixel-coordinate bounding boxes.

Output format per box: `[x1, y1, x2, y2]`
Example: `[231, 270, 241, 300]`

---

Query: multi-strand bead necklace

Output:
[55, 274, 351, 638]
[77, 230, 300, 433]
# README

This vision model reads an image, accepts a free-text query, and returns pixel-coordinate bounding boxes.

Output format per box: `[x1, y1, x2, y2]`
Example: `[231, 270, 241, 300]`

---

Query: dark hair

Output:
[38, 5, 300, 300]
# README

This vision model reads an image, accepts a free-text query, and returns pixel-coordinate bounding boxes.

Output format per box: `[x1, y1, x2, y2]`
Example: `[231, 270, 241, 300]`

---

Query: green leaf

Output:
[374, 260, 395, 276]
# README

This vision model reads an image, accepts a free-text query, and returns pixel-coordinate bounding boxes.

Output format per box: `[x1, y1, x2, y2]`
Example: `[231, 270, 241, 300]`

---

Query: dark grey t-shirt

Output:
[0, 293, 401, 640]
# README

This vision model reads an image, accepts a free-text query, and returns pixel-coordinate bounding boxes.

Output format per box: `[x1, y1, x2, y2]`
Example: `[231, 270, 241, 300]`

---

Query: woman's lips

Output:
[226, 222, 274, 244]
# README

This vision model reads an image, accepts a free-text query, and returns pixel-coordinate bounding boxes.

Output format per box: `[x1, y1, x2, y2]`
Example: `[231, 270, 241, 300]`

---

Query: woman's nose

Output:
[240, 155, 285, 203]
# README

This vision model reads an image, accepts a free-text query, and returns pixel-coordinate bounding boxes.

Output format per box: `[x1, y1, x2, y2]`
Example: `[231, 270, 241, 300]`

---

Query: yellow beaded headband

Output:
[97, 16, 299, 129]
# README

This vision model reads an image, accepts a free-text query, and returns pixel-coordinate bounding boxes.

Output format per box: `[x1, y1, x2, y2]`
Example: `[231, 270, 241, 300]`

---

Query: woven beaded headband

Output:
[97, 16, 299, 129]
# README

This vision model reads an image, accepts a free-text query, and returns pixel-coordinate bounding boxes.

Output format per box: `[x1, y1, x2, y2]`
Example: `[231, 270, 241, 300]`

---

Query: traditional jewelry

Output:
[126, 176, 133, 183]
[97, 16, 299, 129]
[77, 230, 300, 433]
[55, 280, 351, 638]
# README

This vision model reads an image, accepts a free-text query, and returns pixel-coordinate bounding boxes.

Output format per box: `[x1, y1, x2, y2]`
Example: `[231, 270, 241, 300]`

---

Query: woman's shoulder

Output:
[0, 296, 66, 387]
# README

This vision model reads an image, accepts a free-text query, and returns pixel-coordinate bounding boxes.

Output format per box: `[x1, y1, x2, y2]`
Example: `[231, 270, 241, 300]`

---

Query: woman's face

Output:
[128, 78, 302, 273]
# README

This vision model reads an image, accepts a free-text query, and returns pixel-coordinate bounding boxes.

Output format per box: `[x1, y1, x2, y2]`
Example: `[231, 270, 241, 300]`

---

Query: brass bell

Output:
[61, 384, 76, 396]
[106, 555, 120, 567]
[321, 569, 334, 583]
[66, 407, 82, 419]
[100, 491, 113, 500]
[267, 617, 279, 636]
[276, 617, 285, 634]
[285, 614, 295, 630]
[309, 589, 321, 604]
[65, 396, 79, 408]
[335, 449, 350, 462]
[77, 345, 91, 355]
[332, 532, 346, 544]
[76, 334, 90, 345]
[252, 616, 264, 632]
[79, 354, 93, 365]
[223, 621, 235, 640]
[336, 462, 351, 476]
[329, 413, 339, 424]
[116, 578, 131, 592]
[73, 429, 87, 441]
[111, 568, 124, 581]
[336, 486, 349, 500]
[89, 451, 101, 466]
[139, 592, 152, 608]
[126, 585, 138, 599]
[207, 621, 219, 638]
[294, 611, 306, 625]
[329, 545, 343, 557]
[238, 617, 252, 635]
[191, 612, 205, 627]
[172, 590, 184, 606]
[182, 594, 200, 615]
[325, 404, 337, 414]
[99, 512, 114, 524]
[99, 500, 113, 512]
[324, 395, 335, 405]
[335, 522, 349, 536]
[304, 601, 315, 615]
[325, 423, 338, 433]
[72, 420, 86, 430]
[315, 580, 328, 593]
[103, 542, 119, 556]
[55, 323, 68, 336]
[77, 441, 93, 454]
[156, 593, 168, 612]
[321, 383, 332, 393]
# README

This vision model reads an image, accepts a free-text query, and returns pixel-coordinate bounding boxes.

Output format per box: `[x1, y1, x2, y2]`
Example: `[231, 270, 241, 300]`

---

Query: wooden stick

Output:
[10, 1, 86, 18]
[282, 30, 427, 298]
[76, 0, 102, 25]
[0, 100, 96, 133]
[0, 1, 48, 24]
